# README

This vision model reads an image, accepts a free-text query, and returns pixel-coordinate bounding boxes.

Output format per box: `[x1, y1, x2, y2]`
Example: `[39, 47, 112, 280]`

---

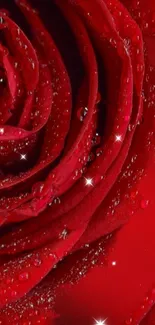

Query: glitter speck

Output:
[112, 261, 117, 266]
[115, 134, 122, 142]
[20, 154, 27, 160]
[85, 177, 93, 186]
[94, 318, 108, 325]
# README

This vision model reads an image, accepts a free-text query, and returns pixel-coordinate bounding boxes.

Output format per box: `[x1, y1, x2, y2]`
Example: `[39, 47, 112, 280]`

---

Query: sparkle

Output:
[94, 318, 108, 325]
[115, 134, 122, 142]
[112, 261, 117, 266]
[84, 177, 93, 186]
[20, 154, 27, 160]
[0, 128, 4, 135]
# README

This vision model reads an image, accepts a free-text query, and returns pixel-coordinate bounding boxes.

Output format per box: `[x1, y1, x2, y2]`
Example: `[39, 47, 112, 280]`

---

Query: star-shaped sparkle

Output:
[20, 154, 27, 160]
[115, 134, 122, 142]
[94, 318, 108, 325]
[84, 177, 93, 187]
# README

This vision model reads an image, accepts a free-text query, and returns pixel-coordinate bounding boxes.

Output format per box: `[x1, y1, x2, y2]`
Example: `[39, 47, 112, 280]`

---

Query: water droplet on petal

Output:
[32, 182, 44, 197]
[141, 199, 149, 209]
[137, 64, 143, 72]
[73, 169, 80, 180]
[0, 17, 4, 24]
[11, 290, 17, 297]
[96, 148, 103, 157]
[130, 191, 138, 199]
[33, 258, 42, 267]
[59, 228, 69, 240]
[93, 133, 101, 146]
[87, 152, 95, 163]
[53, 197, 61, 204]
[144, 295, 149, 302]
[0, 77, 4, 83]
[77, 106, 88, 121]
[19, 272, 29, 281]
[125, 318, 133, 325]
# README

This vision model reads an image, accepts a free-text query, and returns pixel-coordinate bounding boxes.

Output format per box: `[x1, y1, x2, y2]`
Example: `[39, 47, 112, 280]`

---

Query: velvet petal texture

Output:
[0, 0, 154, 324]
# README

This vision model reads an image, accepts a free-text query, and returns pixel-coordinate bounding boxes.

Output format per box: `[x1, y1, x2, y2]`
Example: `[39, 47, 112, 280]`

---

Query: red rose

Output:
[0, 0, 154, 324]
